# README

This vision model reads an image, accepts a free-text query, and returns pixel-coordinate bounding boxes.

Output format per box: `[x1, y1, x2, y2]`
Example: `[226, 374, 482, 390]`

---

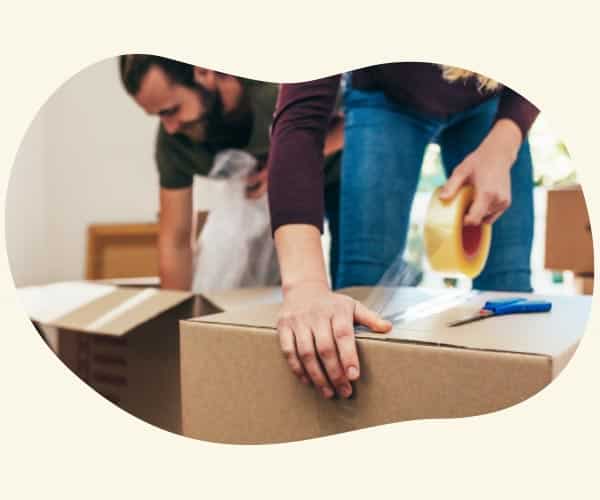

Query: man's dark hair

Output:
[119, 55, 196, 95]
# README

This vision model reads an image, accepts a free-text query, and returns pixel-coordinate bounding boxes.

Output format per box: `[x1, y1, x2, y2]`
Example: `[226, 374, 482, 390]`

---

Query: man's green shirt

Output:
[155, 78, 340, 189]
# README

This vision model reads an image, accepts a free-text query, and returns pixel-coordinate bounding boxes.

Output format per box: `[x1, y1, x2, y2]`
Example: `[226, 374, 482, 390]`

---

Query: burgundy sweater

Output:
[268, 63, 539, 233]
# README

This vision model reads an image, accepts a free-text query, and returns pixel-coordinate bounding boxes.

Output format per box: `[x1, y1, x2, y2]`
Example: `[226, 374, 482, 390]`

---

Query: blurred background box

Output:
[85, 222, 159, 280]
[574, 273, 594, 295]
[85, 211, 208, 280]
[545, 185, 593, 274]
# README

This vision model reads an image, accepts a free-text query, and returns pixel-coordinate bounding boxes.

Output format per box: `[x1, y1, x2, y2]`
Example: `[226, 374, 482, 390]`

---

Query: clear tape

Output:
[424, 186, 491, 279]
[361, 186, 489, 325]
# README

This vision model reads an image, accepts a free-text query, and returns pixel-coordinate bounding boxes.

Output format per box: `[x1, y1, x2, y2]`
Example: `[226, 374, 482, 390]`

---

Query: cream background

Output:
[1, 1, 598, 498]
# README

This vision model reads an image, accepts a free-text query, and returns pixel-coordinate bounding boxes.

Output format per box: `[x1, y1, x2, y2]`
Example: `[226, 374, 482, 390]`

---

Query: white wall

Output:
[6, 110, 49, 286]
[42, 58, 159, 283]
[6, 57, 222, 286]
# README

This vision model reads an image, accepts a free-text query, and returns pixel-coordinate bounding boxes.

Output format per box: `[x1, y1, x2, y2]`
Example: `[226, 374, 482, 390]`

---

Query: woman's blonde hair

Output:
[439, 65, 500, 92]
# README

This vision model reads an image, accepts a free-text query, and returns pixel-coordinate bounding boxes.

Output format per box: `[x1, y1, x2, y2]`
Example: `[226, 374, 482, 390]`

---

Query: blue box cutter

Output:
[448, 297, 552, 327]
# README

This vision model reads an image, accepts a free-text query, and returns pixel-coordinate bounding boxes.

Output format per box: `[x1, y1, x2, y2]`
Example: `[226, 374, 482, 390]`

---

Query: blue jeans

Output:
[336, 83, 534, 292]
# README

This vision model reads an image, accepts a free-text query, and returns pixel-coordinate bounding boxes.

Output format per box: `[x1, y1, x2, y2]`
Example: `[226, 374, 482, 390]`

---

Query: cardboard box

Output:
[545, 185, 594, 273]
[19, 282, 282, 434]
[86, 212, 208, 281]
[85, 223, 161, 280]
[574, 274, 594, 295]
[180, 287, 591, 444]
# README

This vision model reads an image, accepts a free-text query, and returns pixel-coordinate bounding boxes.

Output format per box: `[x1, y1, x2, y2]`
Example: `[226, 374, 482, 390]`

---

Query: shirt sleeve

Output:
[155, 127, 195, 189]
[267, 75, 341, 234]
[495, 86, 540, 140]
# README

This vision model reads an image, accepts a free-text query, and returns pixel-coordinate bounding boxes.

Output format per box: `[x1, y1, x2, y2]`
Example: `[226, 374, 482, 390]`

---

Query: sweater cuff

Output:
[495, 87, 540, 140]
[269, 211, 324, 236]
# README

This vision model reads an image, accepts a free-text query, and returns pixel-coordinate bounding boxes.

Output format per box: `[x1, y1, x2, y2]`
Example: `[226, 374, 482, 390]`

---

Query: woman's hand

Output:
[439, 118, 522, 225]
[277, 280, 392, 400]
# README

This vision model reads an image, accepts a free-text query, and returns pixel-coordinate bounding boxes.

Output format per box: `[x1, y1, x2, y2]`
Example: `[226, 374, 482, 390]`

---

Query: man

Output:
[119, 55, 343, 290]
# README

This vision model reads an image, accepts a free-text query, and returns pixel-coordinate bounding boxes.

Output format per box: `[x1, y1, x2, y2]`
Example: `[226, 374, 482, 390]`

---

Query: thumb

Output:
[439, 167, 469, 200]
[354, 302, 392, 333]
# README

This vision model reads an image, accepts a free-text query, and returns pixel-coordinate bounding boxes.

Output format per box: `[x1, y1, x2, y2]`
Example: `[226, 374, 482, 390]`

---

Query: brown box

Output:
[180, 287, 591, 445]
[545, 185, 594, 273]
[574, 274, 594, 295]
[31, 286, 207, 434]
[21, 282, 281, 434]
[85, 211, 208, 281]
[85, 223, 160, 280]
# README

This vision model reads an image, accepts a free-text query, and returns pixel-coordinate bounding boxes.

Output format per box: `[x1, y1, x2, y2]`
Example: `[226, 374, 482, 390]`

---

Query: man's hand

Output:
[245, 167, 268, 199]
[439, 118, 522, 225]
[278, 281, 392, 399]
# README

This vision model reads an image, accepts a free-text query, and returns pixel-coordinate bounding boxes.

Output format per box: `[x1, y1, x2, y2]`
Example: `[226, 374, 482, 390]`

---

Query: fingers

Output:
[278, 305, 358, 399]
[354, 302, 392, 333]
[278, 324, 309, 385]
[464, 193, 490, 226]
[486, 209, 506, 225]
[245, 168, 268, 199]
[245, 169, 264, 184]
[439, 165, 469, 200]
[464, 191, 511, 226]
[293, 322, 335, 399]
[246, 179, 268, 199]
[277, 292, 387, 399]
[331, 312, 360, 382]
[314, 319, 352, 398]
[246, 168, 268, 186]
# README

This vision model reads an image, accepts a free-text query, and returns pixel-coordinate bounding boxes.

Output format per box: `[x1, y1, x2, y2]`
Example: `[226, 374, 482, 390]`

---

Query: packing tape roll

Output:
[424, 186, 492, 278]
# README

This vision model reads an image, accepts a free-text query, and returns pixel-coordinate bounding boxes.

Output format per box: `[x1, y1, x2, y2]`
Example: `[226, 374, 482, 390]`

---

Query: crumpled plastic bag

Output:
[192, 149, 280, 293]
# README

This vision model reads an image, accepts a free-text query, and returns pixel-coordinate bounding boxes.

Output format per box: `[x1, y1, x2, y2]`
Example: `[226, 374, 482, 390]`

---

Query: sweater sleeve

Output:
[268, 75, 341, 234]
[495, 86, 540, 140]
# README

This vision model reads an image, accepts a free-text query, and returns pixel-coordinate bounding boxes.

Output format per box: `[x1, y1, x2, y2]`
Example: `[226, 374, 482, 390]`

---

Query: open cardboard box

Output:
[18, 281, 282, 434]
[180, 287, 591, 444]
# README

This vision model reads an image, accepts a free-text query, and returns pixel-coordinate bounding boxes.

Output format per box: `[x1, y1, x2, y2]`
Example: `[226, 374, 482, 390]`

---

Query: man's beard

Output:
[180, 83, 253, 151]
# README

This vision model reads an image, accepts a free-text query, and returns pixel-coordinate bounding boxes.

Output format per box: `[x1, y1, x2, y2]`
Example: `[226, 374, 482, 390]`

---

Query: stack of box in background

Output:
[545, 185, 594, 295]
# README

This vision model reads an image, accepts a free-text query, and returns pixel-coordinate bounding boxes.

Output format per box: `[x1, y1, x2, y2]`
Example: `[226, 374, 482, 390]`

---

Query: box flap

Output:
[19, 282, 192, 336]
[18, 281, 118, 323]
[185, 287, 591, 359]
[54, 288, 193, 336]
[184, 287, 471, 330]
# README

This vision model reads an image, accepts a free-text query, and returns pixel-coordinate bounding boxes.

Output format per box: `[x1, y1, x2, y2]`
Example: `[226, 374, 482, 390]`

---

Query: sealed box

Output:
[545, 185, 594, 273]
[180, 287, 590, 444]
[19, 282, 281, 434]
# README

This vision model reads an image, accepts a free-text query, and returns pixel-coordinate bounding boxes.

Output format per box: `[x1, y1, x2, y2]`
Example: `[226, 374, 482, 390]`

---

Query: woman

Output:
[267, 62, 539, 400]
